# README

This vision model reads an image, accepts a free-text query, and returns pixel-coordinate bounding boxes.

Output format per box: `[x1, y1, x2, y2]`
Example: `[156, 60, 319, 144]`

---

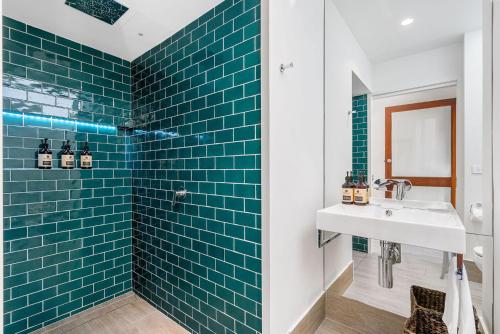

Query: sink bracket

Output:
[318, 230, 341, 248]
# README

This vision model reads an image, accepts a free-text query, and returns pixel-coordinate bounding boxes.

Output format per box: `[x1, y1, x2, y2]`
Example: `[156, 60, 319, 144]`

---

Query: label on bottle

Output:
[354, 188, 369, 204]
[342, 188, 354, 204]
[81, 155, 92, 168]
[38, 153, 52, 168]
[61, 154, 75, 168]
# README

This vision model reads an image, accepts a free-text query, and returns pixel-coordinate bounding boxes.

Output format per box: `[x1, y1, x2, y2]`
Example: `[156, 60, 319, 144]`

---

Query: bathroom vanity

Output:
[317, 197, 466, 253]
[317, 197, 466, 288]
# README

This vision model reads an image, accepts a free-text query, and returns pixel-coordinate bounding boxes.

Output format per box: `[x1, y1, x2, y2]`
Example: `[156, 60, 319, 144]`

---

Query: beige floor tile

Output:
[133, 312, 189, 334]
[65, 323, 94, 334]
[35, 293, 187, 334]
[107, 302, 151, 325]
[315, 319, 363, 334]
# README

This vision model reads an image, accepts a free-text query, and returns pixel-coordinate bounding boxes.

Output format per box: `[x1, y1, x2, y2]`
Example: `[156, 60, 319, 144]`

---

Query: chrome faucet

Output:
[373, 178, 412, 200]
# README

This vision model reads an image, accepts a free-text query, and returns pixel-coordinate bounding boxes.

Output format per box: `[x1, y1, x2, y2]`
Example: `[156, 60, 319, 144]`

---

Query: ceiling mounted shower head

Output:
[65, 0, 129, 25]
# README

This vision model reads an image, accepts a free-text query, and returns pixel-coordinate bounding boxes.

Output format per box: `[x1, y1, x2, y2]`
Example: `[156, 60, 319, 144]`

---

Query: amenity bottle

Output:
[37, 138, 52, 169]
[61, 140, 75, 169]
[342, 171, 354, 204]
[354, 173, 369, 205]
[80, 142, 93, 169]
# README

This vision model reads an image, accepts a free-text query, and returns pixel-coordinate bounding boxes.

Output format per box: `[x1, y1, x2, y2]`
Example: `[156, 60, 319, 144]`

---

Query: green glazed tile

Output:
[42, 40, 68, 56]
[27, 69, 56, 85]
[56, 76, 81, 90]
[69, 49, 92, 64]
[4, 63, 27, 78]
[57, 55, 82, 71]
[56, 36, 80, 51]
[10, 30, 41, 48]
[3, 38, 27, 54]
[27, 26, 55, 41]
[4, 17, 27, 31]
[43, 61, 69, 77]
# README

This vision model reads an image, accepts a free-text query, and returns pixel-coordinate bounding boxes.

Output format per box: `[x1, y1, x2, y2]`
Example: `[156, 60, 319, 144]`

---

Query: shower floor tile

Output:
[33, 292, 189, 334]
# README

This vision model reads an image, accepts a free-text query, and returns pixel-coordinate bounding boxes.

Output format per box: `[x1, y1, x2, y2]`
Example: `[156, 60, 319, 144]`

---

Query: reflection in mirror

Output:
[391, 105, 452, 177]
[372, 88, 457, 204]
[384, 98, 457, 205]
[322, 0, 492, 333]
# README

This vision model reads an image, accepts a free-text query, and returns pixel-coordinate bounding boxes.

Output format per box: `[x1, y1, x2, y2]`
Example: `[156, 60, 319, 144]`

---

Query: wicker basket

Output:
[410, 285, 446, 314]
[407, 285, 480, 333]
[403, 308, 448, 334]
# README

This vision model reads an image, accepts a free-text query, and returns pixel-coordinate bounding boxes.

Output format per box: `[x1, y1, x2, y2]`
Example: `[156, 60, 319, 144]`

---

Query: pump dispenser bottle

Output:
[354, 173, 369, 205]
[80, 142, 93, 169]
[38, 138, 52, 169]
[61, 140, 75, 169]
[342, 171, 354, 204]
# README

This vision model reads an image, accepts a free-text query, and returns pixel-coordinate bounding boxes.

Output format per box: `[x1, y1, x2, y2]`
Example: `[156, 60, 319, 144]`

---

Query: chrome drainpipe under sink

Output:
[373, 178, 411, 288]
[378, 241, 402, 288]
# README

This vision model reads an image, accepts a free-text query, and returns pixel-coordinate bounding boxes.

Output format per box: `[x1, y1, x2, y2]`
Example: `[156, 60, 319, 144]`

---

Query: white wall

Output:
[482, 1, 493, 331]
[490, 0, 500, 331]
[261, 0, 270, 332]
[373, 43, 464, 95]
[266, 0, 325, 332]
[323, 0, 373, 288]
[264, 0, 374, 331]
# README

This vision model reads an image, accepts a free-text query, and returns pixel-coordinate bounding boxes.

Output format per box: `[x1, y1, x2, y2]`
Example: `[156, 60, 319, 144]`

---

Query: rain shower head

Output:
[65, 0, 129, 25]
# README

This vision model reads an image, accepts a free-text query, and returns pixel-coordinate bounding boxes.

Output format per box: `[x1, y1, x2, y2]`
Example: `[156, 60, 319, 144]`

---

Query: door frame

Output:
[384, 98, 457, 206]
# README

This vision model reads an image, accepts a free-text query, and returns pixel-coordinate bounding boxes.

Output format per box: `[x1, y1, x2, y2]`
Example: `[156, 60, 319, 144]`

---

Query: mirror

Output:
[390, 104, 452, 178]
[323, 0, 492, 331]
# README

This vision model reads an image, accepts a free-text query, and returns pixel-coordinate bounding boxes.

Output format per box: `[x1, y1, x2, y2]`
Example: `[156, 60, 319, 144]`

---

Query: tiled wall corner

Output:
[2, 16, 133, 334]
[130, 0, 262, 333]
[352, 94, 368, 253]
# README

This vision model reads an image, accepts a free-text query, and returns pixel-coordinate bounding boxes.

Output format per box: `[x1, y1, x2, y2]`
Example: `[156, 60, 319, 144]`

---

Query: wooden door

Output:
[385, 99, 456, 206]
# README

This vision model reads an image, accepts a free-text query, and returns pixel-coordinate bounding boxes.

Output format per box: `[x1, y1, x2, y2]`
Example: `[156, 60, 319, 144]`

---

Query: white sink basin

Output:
[316, 197, 466, 253]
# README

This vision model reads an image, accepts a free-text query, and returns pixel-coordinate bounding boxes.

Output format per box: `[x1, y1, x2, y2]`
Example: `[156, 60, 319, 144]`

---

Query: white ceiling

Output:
[332, 0, 482, 63]
[3, 0, 224, 61]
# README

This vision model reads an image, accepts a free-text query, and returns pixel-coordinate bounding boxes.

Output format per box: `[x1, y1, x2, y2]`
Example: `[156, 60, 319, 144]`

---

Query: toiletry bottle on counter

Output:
[80, 142, 93, 169]
[61, 140, 75, 169]
[354, 173, 369, 205]
[342, 171, 354, 204]
[38, 138, 52, 169]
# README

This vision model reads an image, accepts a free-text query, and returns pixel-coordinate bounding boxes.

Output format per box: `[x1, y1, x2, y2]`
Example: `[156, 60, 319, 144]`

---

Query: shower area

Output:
[2, 0, 262, 333]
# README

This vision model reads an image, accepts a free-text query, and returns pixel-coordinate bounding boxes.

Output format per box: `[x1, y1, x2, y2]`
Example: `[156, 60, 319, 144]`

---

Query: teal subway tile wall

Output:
[130, 0, 262, 333]
[3, 16, 132, 334]
[2, 0, 262, 332]
[352, 94, 368, 253]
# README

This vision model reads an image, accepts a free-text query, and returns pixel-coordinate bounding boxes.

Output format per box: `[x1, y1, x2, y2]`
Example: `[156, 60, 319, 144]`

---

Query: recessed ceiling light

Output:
[401, 18, 414, 26]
